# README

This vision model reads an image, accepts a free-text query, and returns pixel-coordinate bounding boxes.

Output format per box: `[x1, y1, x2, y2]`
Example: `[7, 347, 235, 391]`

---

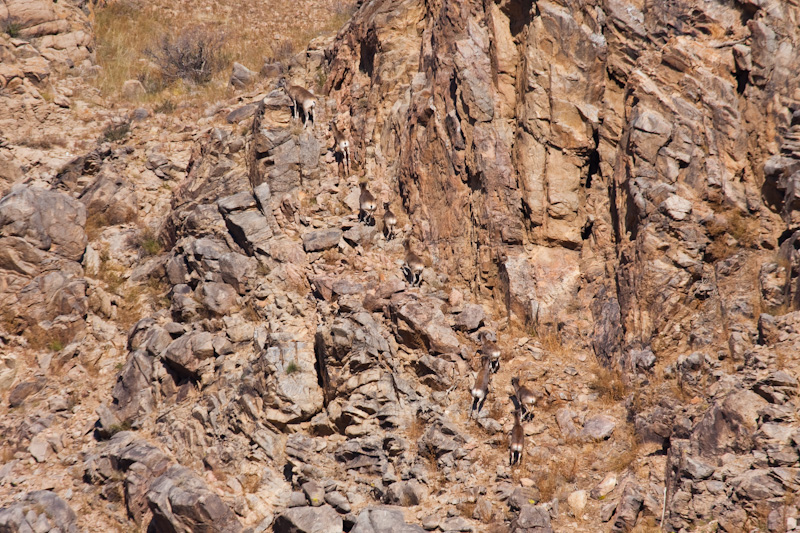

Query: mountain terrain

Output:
[2, 0, 800, 531]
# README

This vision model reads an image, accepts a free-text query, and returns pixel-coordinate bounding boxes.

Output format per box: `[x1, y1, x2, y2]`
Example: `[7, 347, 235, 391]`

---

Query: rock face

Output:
[4, 0, 800, 531]
[147, 466, 243, 533]
[0, 490, 78, 533]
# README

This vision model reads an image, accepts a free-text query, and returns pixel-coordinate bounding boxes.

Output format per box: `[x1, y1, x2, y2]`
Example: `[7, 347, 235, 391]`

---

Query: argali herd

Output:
[278, 77, 542, 468]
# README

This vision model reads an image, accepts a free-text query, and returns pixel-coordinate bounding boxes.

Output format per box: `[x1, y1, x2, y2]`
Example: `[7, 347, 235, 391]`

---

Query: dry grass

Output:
[93, 0, 358, 106]
[536, 452, 579, 502]
[18, 134, 68, 150]
[588, 359, 627, 404]
[705, 210, 759, 261]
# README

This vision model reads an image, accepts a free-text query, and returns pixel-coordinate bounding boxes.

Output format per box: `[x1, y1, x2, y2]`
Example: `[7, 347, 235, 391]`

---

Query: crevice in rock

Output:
[314, 331, 332, 406]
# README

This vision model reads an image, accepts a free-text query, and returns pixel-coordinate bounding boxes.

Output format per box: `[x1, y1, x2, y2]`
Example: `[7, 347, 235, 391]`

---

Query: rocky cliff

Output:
[2, 0, 800, 531]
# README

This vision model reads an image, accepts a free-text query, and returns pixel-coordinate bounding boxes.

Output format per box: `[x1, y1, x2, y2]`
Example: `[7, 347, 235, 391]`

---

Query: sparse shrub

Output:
[154, 98, 176, 114]
[145, 26, 226, 85]
[2, 18, 22, 38]
[19, 134, 67, 150]
[138, 228, 163, 256]
[47, 339, 64, 352]
[101, 121, 131, 143]
[269, 39, 295, 63]
[286, 361, 300, 374]
[589, 360, 627, 403]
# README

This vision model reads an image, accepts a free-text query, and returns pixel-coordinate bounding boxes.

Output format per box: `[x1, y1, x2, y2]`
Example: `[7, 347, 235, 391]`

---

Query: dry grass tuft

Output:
[18, 134, 68, 150]
[705, 210, 759, 261]
[536, 453, 579, 502]
[589, 359, 627, 404]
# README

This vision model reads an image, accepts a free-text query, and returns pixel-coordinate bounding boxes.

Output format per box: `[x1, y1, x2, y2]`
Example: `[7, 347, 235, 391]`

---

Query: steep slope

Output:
[2, 0, 800, 532]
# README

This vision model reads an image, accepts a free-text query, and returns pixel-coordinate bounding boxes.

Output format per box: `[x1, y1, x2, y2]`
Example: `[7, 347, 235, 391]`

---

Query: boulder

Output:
[80, 172, 138, 224]
[0, 490, 78, 533]
[230, 62, 255, 88]
[0, 185, 87, 261]
[162, 331, 215, 378]
[147, 466, 243, 533]
[513, 504, 553, 533]
[111, 350, 154, 425]
[199, 281, 239, 316]
[581, 415, 616, 441]
[122, 79, 145, 100]
[273, 504, 342, 533]
[350, 507, 426, 533]
[303, 229, 342, 252]
[390, 295, 461, 354]
[384, 480, 427, 506]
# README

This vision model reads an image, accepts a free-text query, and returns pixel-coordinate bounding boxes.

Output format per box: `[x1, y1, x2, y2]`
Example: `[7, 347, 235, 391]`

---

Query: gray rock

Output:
[391, 295, 461, 354]
[555, 408, 579, 440]
[439, 516, 473, 531]
[384, 480, 426, 506]
[226, 103, 258, 123]
[8, 378, 45, 407]
[661, 195, 692, 221]
[684, 456, 715, 480]
[612, 482, 643, 532]
[225, 210, 274, 255]
[111, 350, 154, 425]
[79, 171, 138, 224]
[731, 469, 785, 500]
[162, 331, 215, 378]
[131, 107, 149, 121]
[273, 504, 342, 533]
[199, 281, 239, 316]
[303, 229, 342, 252]
[217, 192, 256, 214]
[122, 79, 145, 99]
[581, 415, 616, 441]
[230, 62, 255, 88]
[692, 389, 768, 456]
[513, 504, 553, 533]
[302, 481, 325, 507]
[0, 185, 87, 261]
[0, 490, 78, 533]
[29, 434, 49, 462]
[414, 355, 456, 391]
[453, 304, 485, 331]
[289, 491, 309, 508]
[96, 403, 123, 438]
[324, 491, 351, 514]
[147, 465, 243, 533]
[350, 507, 425, 533]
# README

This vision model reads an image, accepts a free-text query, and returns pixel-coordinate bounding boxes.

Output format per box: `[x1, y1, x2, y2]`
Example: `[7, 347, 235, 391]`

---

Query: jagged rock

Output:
[335, 437, 388, 476]
[581, 415, 616, 441]
[591, 473, 617, 499]
[567, 490, 587, 516]
[111, 350, 154, 425]
[453, 303, 485, 331]
[513, 504, 553, 533]
[28, 434, 49, 462]
[324, 491, 351, 514]
[273, 504, 342, 533]
[8, 377, 44, 407]
[730, 469, 785, 500]
[0, 490, 78, 533]
[303, 229, 342, 252]
[79, 172, 138, 224]
[391, 294, 460, 354]
[122, 79, 145, 99]
[612, 482, 643, 532]
[350, 507, 425, 533]
[147, 466, 243, 533]
[230, 62, 255, 88]
[660, 195, 692, 221]
[692, 390, 769, 456]
[414, 354, 457, 391]
[302, 481, 325, 507]
[199, 281, 239, 316]
[555, 408, 579, 440]
[683, 456, 715, 480]
[384, 480, 427, 506]
[224, 210, 274, 255]
[162, 331, 215, 379]
[0, 185, 87, 260]
[227, 103, 259, 123]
